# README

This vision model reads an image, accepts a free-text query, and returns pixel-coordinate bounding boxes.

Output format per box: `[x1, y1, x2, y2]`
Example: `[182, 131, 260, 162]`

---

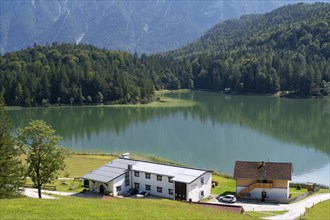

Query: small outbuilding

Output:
[233, 161, 292, 201]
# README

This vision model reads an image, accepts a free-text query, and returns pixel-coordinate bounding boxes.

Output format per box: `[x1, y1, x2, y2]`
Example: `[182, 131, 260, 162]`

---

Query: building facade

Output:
[233, 161, 292, 201]
[83, 155, 212, 202]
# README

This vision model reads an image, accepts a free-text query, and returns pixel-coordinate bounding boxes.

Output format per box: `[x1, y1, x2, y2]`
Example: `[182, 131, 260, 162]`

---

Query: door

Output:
[175, 182, 187, 201]
[100, 185, 105, 194]
[261, 190, 267, 202]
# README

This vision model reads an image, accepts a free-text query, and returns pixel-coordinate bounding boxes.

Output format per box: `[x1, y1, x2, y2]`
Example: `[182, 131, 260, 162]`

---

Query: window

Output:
[116, 186, 121, 192]
[134, 182, 140, 189]
[168, 189, 173, 195]
[145, 184, 151, 191]
[125, 172, 129, 186]
[145, 173, 150, 179]
[134, 171, 139, 177]
[157, 187, 162, 193]
[200, 177, 204, 185]
[200, 191, 204, 197]
[157, 175, 162, 181]
[168, 177, 173, 183]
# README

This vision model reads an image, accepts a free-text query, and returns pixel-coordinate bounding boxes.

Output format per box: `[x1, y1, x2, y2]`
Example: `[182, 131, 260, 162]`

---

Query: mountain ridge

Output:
[0, 0, 312, 54]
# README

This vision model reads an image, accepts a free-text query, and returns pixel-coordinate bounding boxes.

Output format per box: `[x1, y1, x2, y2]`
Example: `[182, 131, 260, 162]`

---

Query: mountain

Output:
[1, 3, 329, 107]
[0, 0, 313, 54]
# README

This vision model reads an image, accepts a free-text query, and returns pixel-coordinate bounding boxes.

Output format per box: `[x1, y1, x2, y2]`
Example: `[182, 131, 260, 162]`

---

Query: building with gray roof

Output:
[82, 154, 212, 202]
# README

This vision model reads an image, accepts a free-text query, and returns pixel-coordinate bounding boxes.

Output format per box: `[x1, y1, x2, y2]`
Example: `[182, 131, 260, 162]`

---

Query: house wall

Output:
[236, 179, 288, 188]
[236, 179, 255, 186]
[237, 186, 289, 200]
[112, 173, 130, 196]
[131, 170, 175, 199]
[187, 172, 212, 202]
[88, 180, 106, 193]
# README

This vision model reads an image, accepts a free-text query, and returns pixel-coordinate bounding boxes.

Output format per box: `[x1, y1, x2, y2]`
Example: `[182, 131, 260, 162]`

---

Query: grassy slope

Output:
[298, 199, 330, 220]
[1, 196, 253, 220]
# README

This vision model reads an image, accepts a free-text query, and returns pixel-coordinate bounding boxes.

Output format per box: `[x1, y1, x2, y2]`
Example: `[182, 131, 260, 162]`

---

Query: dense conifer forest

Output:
[0, 3, 329, 106]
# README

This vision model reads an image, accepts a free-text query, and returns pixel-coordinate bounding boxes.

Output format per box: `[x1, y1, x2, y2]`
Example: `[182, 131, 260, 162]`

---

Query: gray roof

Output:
[83, 158, 210, 184]
[82, 159, 137, 183]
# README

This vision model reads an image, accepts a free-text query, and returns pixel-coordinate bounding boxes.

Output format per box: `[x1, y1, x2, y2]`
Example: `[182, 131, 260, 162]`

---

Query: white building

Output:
[82, 155, 212, 202]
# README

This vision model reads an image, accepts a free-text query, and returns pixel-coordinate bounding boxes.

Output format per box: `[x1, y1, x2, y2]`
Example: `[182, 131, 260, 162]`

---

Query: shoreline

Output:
[5, 89, 329, 109]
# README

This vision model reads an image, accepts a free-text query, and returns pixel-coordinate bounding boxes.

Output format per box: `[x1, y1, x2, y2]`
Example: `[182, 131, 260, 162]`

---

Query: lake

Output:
[8, 91, 330, 186]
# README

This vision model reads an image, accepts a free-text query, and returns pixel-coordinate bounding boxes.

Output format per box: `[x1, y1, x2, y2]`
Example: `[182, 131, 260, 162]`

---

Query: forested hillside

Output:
[0, 44, 157, 106]
[0, 3, 329, 106]
[168, 3, 330, 96]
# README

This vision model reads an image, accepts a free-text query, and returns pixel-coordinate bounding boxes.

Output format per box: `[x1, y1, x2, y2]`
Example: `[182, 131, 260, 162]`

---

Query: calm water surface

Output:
[8, 91, 330, 186]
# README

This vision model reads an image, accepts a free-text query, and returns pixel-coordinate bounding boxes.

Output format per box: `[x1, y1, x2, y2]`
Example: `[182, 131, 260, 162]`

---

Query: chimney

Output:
[258, 161, 265, 169]
[121, 152, 130, 159]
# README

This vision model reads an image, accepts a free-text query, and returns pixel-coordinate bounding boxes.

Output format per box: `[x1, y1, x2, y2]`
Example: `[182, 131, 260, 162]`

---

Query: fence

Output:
[277, 185, 322, 204]
[24, 184, 56, 191]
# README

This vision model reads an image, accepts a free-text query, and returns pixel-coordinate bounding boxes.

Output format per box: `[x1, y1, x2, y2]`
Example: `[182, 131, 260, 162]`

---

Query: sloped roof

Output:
[83, 158, 211, 184]
[83, 159, 137, 183]
[233, 161, 292, 180]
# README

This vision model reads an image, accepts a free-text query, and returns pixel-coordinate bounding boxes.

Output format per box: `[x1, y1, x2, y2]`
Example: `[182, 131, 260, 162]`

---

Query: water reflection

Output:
[8, 91, 330, 185]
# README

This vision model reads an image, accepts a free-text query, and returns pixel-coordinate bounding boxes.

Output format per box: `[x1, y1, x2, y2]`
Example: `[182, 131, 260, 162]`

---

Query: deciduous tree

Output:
[17, 120, 69, 198]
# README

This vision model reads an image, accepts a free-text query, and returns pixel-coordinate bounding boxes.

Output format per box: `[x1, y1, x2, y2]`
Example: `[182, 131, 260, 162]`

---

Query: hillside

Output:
[0, 0, 309, 54]
[169, 2, 330, 96]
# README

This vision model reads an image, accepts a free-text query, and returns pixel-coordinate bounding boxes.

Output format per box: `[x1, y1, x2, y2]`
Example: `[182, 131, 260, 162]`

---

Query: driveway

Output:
[212, 193, 330, 220]
[23, 188, 103, 199]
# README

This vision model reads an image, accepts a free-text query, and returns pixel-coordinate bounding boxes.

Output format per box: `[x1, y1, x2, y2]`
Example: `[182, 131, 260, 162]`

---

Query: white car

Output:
[218, 194, 237, 203]
[136, 190, 149, 198]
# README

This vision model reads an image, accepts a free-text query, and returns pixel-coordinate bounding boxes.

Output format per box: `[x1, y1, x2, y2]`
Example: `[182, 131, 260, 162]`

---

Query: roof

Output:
[82, 159, 137, 183]
[83, 158, 211, 184]
[233, 161, 292, 180]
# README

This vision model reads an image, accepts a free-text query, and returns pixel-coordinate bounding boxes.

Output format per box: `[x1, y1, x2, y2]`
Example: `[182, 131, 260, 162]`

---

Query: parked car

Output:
[136, 190, 149, 198]
[218, 194, 237, 203]
[122, 188, 139, 197]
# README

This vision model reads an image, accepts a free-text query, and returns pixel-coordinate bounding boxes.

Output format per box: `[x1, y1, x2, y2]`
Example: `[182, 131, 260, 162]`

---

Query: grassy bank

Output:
[106, 96, 197, 108]
[0, 196, 253, 220]
[297, 199, 330, 220]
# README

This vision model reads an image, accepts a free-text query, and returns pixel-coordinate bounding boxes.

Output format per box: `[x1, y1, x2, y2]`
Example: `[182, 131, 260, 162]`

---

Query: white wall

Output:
[112, 173, 130, 196]
[88, 180, 102, 193]
[237, 186, 289, 200]
[131, 170, 175, 199]
[187, 172, 212, 202]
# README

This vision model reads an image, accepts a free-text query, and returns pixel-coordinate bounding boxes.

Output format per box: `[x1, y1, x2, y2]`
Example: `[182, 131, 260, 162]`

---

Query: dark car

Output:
[136, 190, 149, 198]
[122, 188, 139, 197]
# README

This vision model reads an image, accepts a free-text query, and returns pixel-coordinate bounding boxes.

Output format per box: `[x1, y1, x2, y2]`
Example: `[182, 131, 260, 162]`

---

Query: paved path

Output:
[213, 193, 329, 220]
[23, 188, 102, 199]
[262, 193, 330, 220]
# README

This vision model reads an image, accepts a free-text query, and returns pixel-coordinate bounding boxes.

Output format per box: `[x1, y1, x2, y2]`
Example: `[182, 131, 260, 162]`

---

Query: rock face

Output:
[0, 0, 312, 54]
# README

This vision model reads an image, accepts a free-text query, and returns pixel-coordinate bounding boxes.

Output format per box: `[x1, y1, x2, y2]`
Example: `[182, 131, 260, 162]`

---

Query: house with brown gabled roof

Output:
[233, 161, 292, 201]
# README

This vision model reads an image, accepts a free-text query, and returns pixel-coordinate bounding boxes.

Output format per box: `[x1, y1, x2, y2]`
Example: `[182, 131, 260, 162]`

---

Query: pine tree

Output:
[0, 96, 25, 198]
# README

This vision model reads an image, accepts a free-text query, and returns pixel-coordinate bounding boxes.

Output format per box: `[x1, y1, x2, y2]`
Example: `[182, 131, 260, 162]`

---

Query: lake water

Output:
[8, 91, 330, 186]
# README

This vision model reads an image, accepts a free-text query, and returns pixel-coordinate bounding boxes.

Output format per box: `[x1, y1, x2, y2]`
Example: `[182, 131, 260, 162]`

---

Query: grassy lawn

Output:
[297, 199, 330, 220]
[211, 174, 236, 196]
[62, 153, 117, 177]
[1, 196, 254, 220]
[290, 187, 308, 198]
